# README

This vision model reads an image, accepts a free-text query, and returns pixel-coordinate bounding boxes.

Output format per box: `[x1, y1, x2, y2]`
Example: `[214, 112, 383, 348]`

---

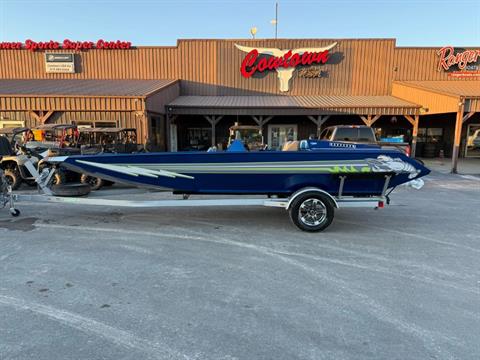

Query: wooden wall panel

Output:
[178, 40, 218, 95]
[1, 40, 478, 97]
[145, 82, 180, 114]
[392, 82, 459, 114]
[0, 47, 178, 79]
[212, 39, 395, 96]
[0, 96, 144, 111]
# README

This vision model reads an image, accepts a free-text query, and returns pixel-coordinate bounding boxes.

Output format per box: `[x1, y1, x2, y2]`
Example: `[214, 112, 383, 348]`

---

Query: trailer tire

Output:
[10, 208, 20, 217]
[51, 183, 91, 197]
[4, 169, 21, 190]
[80, 174, 105, 191]
[289, 192, 335, 232]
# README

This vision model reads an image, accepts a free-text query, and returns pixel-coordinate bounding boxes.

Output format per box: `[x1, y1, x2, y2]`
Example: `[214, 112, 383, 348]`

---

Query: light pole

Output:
[270, 2, 278, 39]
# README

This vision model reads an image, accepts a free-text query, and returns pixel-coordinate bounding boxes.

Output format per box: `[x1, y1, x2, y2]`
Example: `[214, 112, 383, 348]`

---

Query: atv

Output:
[77, 127, 141, 190]
[0, 127, 40, 189]
[0, 127, 66, 189]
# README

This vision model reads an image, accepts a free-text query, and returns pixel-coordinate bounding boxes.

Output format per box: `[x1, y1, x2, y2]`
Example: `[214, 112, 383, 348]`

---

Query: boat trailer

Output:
[1, 163, 391, 232]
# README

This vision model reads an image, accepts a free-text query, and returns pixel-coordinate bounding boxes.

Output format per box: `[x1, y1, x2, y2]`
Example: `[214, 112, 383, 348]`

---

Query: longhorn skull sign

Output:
[235, 42, 337, 92]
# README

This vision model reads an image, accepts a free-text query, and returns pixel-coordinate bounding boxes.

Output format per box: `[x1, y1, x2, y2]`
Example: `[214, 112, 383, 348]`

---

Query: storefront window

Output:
[466, 124, 480, 158]
[185, 127, 211, 151]
[418, 128, 443, 143]
[268, 125, 297, 150]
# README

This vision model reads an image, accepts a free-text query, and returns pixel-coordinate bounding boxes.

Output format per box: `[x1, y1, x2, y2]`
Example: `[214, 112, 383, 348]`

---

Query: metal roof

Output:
[0, 127, 30, 135]
[393, 81, 480, 98]
[0, 79, 178, 97]
[34, 124, 77, 130]
[167, 95, 420, 116]
[169, 95, 419, 109]
[78, 127, 136, 133]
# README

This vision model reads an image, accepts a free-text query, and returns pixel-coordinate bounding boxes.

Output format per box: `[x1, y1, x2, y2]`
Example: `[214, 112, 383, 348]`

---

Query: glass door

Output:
[465, 124, 480, 158]
[268, 124, 298, 150]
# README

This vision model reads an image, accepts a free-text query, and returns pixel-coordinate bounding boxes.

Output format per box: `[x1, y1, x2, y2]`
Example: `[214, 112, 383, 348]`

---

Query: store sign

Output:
[0, 39, 132, 52]
[235, 42, 337, 92]
[45, 53, 75, 73]
[437, 46, 480, 78]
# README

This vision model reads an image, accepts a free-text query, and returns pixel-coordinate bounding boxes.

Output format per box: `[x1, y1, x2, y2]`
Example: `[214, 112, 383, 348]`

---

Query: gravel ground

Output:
[0, 172, 479, 360]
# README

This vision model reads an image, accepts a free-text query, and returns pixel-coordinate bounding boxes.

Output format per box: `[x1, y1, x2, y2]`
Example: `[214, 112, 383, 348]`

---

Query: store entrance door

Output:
[465, 124, 480, 158]
[268, 124, 298, 150]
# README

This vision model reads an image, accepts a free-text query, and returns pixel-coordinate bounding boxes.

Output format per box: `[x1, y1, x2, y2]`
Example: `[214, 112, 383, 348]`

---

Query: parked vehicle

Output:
[31, 124, 80, 149]
[0, 127, 39, 189]
[319, 125, 411, 156]
[228, 123, 265, 151]
[77, 127, 141, 190]
[0, 127, 67, 189]
[79, 127, 140, 154]
[30, 124, 83, 184]
[467, 129, 480, 149]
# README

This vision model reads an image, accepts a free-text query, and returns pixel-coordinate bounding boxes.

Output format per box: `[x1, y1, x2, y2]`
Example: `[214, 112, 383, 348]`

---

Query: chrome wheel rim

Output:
[298, 198, 327, 227]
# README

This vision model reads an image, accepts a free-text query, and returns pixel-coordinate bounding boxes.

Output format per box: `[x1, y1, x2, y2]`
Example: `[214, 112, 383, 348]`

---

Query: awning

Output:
[0, 79, 179, 112]
[392, 80, 480, 114]
[167, 95, 420, 116]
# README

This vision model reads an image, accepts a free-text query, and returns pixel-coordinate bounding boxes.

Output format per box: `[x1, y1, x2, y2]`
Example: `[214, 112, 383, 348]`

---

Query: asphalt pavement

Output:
[0, 172, 479, 360]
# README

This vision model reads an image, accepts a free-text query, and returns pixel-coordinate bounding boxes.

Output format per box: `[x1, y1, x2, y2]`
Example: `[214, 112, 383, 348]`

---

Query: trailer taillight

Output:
[378, 201, 384, 208]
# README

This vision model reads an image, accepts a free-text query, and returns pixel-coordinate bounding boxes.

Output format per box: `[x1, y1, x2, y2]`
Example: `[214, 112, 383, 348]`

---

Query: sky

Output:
[0, 0, 478, 47]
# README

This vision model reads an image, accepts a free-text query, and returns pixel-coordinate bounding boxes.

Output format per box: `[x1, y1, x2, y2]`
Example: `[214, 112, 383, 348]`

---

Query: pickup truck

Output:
[319, 125, 411, 156]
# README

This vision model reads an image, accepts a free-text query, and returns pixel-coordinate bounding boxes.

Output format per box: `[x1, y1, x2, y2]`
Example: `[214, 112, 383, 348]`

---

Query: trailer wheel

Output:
[10, 208, 20, 217]
[80, 174, 105, 191]
[4, 169, 21, 190]
[289, 192, 335, 232]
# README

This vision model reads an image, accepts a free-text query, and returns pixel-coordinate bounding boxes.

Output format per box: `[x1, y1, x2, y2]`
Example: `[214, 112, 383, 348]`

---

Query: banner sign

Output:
[0, 39, 132, 52]
[45, 53, 75, 73]
[437, 46, 480, 78]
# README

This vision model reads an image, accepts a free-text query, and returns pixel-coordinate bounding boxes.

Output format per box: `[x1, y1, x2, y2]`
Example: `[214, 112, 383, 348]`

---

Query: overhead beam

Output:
[41, 110, 54, 124]
[463, 111, 475, 123]
[252, 115, 273, 127]
[359, 115, 381, 127]
[28, 111, 41, 123]
[28, 110, 56, 124]
[307, 115, 330, 136]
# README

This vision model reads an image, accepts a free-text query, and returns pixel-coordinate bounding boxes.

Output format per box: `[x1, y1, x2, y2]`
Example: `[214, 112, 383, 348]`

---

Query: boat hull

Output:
[54, 149, 430, 196]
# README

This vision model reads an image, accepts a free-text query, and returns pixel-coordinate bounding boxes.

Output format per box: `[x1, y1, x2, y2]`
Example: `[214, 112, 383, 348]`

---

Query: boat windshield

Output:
[231, 128, 263, 151]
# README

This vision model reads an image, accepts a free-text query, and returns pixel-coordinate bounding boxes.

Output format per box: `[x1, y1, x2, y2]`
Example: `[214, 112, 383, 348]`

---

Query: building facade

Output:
[0, 39, 478, 171]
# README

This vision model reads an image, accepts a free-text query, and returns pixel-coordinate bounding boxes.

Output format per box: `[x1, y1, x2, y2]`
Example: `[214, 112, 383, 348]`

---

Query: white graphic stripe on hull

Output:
[76, 160, 195, 179]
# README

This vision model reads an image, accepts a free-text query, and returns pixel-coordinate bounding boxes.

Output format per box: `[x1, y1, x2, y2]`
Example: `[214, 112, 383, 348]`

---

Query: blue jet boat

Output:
[50, 140, 430, 197]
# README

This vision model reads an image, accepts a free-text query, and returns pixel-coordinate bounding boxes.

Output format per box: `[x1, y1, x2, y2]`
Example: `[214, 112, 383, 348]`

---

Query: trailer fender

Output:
[287, 187, 338, 210]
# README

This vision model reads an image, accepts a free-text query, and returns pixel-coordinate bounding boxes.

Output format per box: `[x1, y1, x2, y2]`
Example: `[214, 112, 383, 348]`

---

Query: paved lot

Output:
[0, 172, 479, 360]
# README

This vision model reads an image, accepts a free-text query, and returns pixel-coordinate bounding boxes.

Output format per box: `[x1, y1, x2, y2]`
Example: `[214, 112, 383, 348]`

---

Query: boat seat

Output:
[282, 141, 299, 151]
